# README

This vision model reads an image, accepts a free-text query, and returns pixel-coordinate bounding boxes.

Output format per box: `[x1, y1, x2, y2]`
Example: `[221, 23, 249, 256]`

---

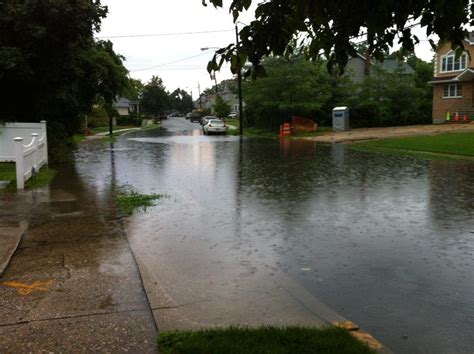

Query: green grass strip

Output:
[157, 326, 376, 354]
[353, 132, 474, 160]
[0, 163, 56, 190]
[114, 186, 164, 215]
[0, 162, 16, 181]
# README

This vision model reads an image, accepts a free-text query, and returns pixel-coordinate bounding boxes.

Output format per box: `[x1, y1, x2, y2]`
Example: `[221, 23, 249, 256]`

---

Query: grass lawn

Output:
[157, 326, 375, 354]
[0, 162, 56, 190]
[90, 125, 135, 134]
[353, 132, 474, 159]
[0, 162, 16, 181]
[225, 120, 331, 139]
[73, 124, 160, 145]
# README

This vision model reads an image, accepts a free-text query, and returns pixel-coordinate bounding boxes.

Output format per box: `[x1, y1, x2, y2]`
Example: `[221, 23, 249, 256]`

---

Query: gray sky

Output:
[98, 1, 436, 95]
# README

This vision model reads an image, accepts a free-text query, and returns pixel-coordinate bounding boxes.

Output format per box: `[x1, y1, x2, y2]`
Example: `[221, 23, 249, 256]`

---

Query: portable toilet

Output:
[332, 106, 349, 131]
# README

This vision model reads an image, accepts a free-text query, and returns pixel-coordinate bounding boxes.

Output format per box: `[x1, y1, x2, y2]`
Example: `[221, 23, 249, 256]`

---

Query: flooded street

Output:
[75, 118, 474, 353]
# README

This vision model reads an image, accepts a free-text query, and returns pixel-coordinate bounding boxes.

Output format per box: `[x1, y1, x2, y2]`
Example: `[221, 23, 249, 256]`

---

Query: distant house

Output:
[346, 53, 414, 83]
[196, 79, 244, 115]
[112, 97, 139, 116]
[429, 32, 474, 124]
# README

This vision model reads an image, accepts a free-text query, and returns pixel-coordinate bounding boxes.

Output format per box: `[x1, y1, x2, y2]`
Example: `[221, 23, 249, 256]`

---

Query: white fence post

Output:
[31, 133, 39, 173]
[40, 120, 48, 165]
[14, 137, 25, 189]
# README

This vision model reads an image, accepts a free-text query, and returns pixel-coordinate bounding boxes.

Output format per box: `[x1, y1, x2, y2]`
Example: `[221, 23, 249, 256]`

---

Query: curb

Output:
[0, 223, 27, 278]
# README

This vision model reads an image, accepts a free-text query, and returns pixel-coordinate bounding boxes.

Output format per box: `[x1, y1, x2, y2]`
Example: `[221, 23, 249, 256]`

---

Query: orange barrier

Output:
[292, 116, 316, 133]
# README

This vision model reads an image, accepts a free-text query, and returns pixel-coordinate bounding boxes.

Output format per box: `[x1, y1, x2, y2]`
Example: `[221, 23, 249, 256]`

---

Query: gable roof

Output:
[349, 53, 414, 74]
[378, 59, 415, 74]
[113, 97, 138, 108]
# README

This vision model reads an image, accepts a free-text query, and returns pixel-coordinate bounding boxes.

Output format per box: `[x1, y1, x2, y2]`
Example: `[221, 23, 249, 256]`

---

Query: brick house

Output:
[430, 33, 474, 123]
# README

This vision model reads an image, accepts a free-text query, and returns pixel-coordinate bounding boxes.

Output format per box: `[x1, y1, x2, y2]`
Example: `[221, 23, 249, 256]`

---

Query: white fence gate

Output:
[0, 121, 48, 189]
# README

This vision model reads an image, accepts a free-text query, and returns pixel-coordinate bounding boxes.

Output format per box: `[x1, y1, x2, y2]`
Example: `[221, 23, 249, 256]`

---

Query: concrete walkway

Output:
[0, 168, 158, 352]
[305, 123, 474, 143]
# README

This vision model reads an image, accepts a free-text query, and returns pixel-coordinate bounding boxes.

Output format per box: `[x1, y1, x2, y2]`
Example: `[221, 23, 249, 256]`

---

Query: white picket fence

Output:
[0, 121, 48, 189]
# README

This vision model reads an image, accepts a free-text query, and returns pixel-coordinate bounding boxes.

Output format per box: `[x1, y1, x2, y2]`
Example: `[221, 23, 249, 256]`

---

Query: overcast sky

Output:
[97, 1, 436, 95]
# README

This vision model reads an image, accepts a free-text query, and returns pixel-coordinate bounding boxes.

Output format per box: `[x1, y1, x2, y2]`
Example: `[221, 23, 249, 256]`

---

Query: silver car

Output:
[203, 119, 228, 135]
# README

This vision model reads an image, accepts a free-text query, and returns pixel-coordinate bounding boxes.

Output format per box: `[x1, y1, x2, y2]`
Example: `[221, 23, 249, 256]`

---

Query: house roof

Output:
[428, 69, 474, 84]
[379, 59, 414, 74]
[349, 54, 414, 74]
[113, 97, 138, 108]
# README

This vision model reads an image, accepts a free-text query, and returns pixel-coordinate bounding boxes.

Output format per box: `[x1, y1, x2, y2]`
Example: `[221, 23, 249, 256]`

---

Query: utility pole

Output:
[213, 73, 218, 97]
[235, 24, 243, 136]
[198, 82, 202, 109]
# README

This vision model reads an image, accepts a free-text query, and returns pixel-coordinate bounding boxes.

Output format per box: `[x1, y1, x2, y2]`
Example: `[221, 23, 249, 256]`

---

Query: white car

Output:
[203, 119, 228, 135]
[228, 112, 237, 119]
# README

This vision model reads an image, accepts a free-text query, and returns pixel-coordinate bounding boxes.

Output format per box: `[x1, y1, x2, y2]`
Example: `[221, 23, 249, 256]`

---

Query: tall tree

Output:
[0, 0, 129, 163]
[141, 76, 169, 117]
[203, 0, 472, 76]
[213, 96, 231, 118]
[169, 88, 193, 113]
[123, 78, 145, 102]
[243, 56, 334, 129]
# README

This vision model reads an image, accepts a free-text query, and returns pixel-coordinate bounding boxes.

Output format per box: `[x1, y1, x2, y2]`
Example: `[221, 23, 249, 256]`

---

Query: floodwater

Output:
[75, 118, 474, 353]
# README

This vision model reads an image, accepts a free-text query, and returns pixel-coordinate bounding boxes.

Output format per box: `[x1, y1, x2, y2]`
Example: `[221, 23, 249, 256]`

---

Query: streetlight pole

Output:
[235, 24, 243, 136]
[198, 82, 202, 110]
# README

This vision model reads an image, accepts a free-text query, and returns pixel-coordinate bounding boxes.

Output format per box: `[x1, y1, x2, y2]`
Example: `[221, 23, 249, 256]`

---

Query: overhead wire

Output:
[129, 51, 216, 72]
[97, 29, 233, 39]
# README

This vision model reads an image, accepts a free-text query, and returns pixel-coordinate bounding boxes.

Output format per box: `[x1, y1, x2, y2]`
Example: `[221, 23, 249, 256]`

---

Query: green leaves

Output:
[202, 0, 472, 77]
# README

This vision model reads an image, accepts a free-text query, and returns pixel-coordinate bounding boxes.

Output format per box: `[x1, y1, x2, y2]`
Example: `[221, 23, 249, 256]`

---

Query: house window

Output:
[441, 52, 467, 72]
[443, 83, 462, 98]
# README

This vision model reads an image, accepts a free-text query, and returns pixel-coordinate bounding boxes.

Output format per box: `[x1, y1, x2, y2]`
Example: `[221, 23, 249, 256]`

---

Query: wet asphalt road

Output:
[75, 117, 474, 353]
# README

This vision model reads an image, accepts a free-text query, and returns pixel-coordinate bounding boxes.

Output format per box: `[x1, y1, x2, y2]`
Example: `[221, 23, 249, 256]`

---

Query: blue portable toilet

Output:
[332, 107, 349, 131]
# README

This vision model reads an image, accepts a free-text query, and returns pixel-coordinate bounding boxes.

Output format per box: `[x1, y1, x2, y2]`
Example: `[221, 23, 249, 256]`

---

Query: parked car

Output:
[203, 119, 228, 135]
[228, 112, 237, 119]
[200, 115, 218, 126]
[190, 113, 201, 123]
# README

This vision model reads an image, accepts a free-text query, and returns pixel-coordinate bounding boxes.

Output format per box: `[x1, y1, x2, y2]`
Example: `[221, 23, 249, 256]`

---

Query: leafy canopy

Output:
[213, 95, 231, 118]
[141, 76, 170, 117]
[0, 0, 130, 163]
[202, 0, 472, 76]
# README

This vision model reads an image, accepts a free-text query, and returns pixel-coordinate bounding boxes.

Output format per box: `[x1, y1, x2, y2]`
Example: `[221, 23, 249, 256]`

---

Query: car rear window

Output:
[209, 120, 224, 125]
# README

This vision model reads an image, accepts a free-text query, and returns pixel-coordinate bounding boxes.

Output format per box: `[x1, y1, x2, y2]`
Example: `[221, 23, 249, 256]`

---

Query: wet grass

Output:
[157, 326, 376, 354]
[291, 126, 332, 138]
[353, 132, 474, 160]
[225, 120, 331, 139]
[0, 163, 56, 190]
[0, 162, 16, 181]
[227, 126, 278, 138]
[73, 134, 86, 144]
[25, 168, 57, 188]
[90, 125, 134, 134]
[115, 187, 164, 215]
[73, 124, 160, 145]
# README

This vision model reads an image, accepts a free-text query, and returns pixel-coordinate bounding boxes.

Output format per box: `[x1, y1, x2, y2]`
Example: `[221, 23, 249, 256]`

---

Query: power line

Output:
[130, 52, 215, 72]
[97, 29, 233, 39]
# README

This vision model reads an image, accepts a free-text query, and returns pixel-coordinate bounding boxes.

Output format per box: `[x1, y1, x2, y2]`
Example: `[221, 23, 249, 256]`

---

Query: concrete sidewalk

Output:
[305, 123, 474, 143]
[0, 169, 157, 352]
